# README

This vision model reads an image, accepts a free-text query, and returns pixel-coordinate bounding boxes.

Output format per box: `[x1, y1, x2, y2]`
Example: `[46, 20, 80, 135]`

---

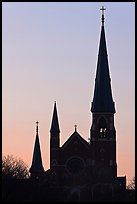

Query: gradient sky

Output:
[2, 2, 135, 185]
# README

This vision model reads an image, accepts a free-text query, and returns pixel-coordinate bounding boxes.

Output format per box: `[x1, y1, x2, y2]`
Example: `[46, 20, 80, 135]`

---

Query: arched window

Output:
[100, 127, 106, 138]
[98, 117, 107, 138]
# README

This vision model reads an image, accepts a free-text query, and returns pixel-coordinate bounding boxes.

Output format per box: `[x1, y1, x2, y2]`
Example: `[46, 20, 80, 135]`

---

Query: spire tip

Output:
[100, 6, 106, 26]
[74, 124, 77, 132]
[36, 121, 39, 134]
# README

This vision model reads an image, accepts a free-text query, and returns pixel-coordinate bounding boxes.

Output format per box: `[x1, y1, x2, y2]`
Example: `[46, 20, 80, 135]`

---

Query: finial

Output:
[54, 101, 57, 107]
[36, 121, 39, 135]
[100, 6, 106, 26]
[74, 124, 77, 132]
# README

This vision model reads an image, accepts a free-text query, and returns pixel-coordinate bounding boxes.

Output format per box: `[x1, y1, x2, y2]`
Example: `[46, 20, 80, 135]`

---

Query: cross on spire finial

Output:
[36, 121, 39, 134]
[100, 6, 106, 26]
[100, 6, 106, 15]
[74, 124, 77, 132]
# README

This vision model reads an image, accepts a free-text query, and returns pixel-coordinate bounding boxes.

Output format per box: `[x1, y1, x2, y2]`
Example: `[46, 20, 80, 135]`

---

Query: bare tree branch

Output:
[127, 177, 135, 190]
[2, 155, 30, 179]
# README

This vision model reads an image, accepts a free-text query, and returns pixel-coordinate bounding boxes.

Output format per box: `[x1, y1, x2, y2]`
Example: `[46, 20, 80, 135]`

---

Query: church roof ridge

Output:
[61, 130, 89, 150]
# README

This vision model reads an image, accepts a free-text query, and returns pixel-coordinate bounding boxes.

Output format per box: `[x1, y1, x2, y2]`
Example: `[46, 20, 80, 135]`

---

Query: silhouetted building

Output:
[29, 121, 44, 179]
[29, 7, 126, 202]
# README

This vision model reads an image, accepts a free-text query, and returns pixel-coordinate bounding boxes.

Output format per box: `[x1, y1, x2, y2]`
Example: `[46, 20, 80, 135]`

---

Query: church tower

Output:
[29, 121, 44, 178]
[50, 102, 60, 169]
[90, 7, 117, 183]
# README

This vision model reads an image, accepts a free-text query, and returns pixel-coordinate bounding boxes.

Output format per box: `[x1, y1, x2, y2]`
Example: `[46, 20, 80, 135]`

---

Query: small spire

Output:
[100, 6, 106, 26]
[74, 124, 77, 132]
[29, 121, 44, 174]
[36, 121, 39, 135]
[50, 102, 60, 133]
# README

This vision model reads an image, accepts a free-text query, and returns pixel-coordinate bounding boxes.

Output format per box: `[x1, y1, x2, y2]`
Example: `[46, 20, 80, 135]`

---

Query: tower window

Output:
[100, 127, 106, 138]
[98, 117, 107, 138]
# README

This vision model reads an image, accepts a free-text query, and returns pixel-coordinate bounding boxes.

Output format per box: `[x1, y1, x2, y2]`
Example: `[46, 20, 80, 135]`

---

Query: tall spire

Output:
[50, 101, 60, 133]
[30, 122, 44, 174]
[91, 7, 115, 113]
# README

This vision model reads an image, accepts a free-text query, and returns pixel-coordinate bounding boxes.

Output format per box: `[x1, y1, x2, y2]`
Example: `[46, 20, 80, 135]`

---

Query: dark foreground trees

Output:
[2, 155, 30, 179]
[127, 177, 135, 190]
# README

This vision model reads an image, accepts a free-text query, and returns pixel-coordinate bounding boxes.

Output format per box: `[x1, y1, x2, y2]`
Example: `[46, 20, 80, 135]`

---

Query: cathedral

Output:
[29, 7, 126, 202]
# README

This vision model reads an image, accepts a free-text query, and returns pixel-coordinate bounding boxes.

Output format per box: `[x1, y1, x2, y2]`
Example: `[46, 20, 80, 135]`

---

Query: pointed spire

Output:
[91, 8, 115, 113]
[50, 101, 60, 133]
[30, 122, 44, 173]
[100, 6, 106, 26]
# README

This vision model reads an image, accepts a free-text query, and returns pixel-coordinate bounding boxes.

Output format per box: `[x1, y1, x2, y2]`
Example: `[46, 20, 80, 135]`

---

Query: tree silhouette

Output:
[127, 177, 135, 190]
[2, 155, 30, 179]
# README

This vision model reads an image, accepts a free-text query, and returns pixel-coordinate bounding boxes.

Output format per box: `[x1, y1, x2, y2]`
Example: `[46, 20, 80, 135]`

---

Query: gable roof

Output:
[61, 131, 89, 150]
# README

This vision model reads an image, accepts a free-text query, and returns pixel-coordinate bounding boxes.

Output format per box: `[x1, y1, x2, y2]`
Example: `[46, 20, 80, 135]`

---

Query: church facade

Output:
[29, 8, 126, 202]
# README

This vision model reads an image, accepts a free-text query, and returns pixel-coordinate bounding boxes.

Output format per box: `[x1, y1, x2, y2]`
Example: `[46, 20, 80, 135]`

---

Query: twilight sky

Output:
[2, 2, 135, 184]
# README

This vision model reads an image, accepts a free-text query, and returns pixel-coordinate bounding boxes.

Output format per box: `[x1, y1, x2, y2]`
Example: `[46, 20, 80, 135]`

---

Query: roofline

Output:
[61, 131, 89, 150]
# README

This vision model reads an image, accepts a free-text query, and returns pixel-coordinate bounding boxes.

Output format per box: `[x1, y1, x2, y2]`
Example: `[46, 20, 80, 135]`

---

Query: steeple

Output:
[29, 122, 44, 176]
[91, 7, 115, 113]
[90, 8, 117, 182]
[50, 102, 60, 168]
[50, 101, 60, 134]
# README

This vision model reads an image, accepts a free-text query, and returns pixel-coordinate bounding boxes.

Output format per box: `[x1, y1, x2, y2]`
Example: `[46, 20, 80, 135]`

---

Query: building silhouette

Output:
[29, 7, 126, 202]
